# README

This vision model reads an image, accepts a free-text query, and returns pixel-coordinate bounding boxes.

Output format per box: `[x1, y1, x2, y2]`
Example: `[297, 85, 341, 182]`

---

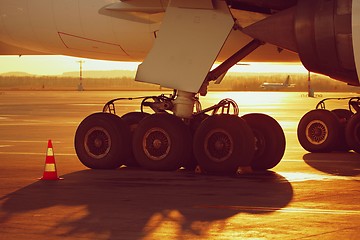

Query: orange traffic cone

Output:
[39, 140, 63, 180]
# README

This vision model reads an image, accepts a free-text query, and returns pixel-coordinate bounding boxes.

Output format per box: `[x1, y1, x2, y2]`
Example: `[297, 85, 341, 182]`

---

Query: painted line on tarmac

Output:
[0, 151, 76, 156]
[282, 159, 360, 163]
[69, 103, 104, 106]
[0, 122, 77, 126]
[195, 205, 360, 215]
[0, 140, 62, 143]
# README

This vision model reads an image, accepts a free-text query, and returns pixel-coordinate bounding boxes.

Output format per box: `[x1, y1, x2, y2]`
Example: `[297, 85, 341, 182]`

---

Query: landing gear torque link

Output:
[74, 91, 286, 175]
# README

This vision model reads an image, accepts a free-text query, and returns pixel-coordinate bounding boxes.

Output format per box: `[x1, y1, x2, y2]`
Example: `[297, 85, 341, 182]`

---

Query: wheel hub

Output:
[143, 127, 171, 161]
[84, 127, 111, 159]
[306, 120, 328, 145]
[94, 138, 103, 148]
[214, 140, 225, 151]
[205, 129, 233, 163]
[152, 139, 162, 149]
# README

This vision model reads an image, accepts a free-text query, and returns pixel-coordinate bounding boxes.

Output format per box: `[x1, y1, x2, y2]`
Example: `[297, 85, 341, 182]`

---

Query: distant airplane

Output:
[260, 75, 296, 90]
[0, 0, 360, 175]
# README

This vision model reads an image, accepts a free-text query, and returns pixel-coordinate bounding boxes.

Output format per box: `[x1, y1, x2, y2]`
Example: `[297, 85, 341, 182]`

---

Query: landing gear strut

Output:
[74, 91, 286, 175]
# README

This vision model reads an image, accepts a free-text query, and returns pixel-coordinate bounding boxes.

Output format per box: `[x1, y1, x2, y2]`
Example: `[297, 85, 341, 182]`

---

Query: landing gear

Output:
[73, 38, 280, 174]
[297, 97, 360, 153]
[74, 92, 286, 175]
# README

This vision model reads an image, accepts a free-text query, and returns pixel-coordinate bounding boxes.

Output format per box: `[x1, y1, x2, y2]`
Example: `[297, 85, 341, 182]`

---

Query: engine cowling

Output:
[242, 0, 359, 86]
[296, 0, 358, 85]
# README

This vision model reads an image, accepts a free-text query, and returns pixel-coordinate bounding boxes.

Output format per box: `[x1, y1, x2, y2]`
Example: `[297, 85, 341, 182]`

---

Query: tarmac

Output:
[0, 91, 359, 240]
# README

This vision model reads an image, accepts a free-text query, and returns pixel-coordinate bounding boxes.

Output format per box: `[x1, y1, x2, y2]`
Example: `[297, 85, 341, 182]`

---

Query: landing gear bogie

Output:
[74, 93, 286, 174]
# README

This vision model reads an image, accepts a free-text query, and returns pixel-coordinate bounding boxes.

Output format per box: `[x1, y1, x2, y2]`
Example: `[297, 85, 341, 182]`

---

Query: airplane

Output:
[260, 75, 295, 90]
[1, 0, 360, 175]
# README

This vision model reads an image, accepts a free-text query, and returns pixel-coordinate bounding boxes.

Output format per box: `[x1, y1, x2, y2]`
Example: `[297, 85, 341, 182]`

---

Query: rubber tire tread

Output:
[242, 113, 285, 170]
[345, 112, 360, 154]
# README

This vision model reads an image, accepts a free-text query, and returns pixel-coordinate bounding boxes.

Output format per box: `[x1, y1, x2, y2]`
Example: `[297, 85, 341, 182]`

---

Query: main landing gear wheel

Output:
[121, 112, 150, 167]
[346, 112, 360, 154]
[74, 112, 132, 169]
[297, 109, 340, 152]
[132, 113, 192, 171]
[122, 112, 151, 133]
[193, 114, 255, 175]
[331, 109, 353, 151]
[242, 113, 285, 170]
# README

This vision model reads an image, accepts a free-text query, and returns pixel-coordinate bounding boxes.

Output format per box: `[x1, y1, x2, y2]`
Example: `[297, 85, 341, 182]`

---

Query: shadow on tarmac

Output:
[303, 152, 360, 176]
[1, 169, 293, 239]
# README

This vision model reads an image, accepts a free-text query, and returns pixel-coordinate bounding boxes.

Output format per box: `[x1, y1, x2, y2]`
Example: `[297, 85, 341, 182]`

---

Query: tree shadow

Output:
[303, 152, 360, 176]
[1, 169, 293, 239]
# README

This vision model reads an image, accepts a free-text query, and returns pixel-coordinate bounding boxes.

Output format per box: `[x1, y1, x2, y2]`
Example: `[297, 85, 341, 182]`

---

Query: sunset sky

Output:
[0, 55, 138, 75]
[0, 55, 308, 75]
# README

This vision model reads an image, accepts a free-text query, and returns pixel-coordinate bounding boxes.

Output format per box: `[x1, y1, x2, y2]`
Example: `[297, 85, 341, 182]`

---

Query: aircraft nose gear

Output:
[298, 97, 360, 153]
[74, 91, 286, 175]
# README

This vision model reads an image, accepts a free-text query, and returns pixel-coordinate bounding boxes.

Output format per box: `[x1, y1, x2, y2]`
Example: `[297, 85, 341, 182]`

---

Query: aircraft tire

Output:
[132, 113, 192, 171]
[242, 113, 285, 170]
[122, 112, 151, 132]
[121, 112, 150, 167]
[331, 109, 353, 152]
[297, 109, 340, 152]
[345, 112, 360, 154]
[74, 112, 131, 169]
[193, 115, 255, 175]
[183, 113, 210, 171]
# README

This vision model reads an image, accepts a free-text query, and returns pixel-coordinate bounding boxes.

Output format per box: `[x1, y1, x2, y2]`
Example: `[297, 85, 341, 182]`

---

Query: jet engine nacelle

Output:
[243, 0, 360, 85]
[296, 0, 358, 85]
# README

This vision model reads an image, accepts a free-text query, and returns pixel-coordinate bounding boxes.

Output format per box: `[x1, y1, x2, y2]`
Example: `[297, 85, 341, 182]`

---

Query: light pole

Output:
[77, 60, 85, 91]
[307, 71, 314, 97]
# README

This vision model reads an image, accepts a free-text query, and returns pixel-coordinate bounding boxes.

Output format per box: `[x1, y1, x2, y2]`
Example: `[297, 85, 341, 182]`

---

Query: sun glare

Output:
[0, 55, 140, 75]
[228, 62, 308, 74]
[0, 55, 308, 76]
